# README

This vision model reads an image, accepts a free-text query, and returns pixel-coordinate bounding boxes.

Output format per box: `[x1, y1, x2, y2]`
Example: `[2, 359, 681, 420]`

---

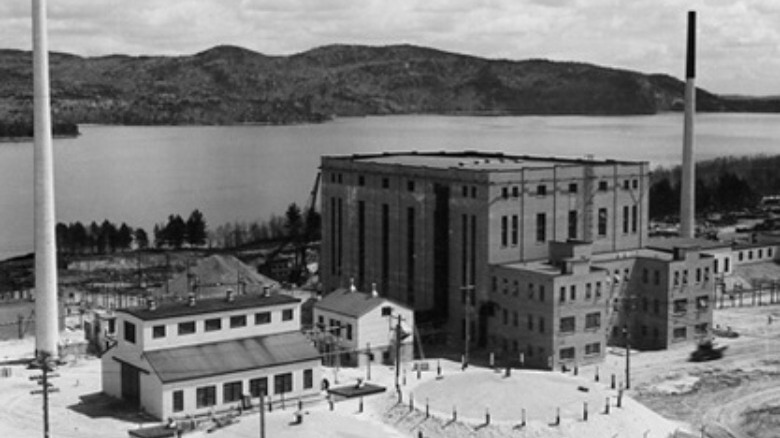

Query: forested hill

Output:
[1, 44, 779, 125]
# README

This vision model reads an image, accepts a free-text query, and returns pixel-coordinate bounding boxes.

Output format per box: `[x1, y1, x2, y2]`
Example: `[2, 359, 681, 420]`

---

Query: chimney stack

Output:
[226, 289, 235, 302]
[32, 0, 59, 362]
[147, 298, 157, 311]
[188, 293, 196, 307]
[680, 10, 697, 238]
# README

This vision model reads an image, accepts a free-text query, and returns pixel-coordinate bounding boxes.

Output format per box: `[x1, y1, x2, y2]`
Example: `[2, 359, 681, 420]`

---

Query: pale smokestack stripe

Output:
[33, 0, 60, 359]
[680, 10, 696, 239]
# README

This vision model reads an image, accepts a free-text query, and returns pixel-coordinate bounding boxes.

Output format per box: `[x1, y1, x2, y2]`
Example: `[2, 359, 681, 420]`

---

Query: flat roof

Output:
[118, 293, 300, 321]
[325, 151, 644, 171]
[145, 331, 319, 383]
[646, 237, 732, 253]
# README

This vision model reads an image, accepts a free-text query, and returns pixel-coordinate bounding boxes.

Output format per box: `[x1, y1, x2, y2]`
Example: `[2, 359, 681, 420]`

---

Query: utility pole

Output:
[395, 314, 402, 389]
[30, 353, 59, 438]
[623, 324, 631, 389]
[258, 390, 265, 438]
[460, 285, 475, 368]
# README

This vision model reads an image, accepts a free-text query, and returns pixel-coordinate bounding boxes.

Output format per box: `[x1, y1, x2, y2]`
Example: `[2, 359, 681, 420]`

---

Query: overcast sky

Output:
[2, 0, 779, 95]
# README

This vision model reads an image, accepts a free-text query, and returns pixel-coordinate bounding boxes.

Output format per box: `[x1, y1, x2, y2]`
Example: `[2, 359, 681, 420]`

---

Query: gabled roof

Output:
[314, 288, 399, 318]
[166, 254, 279, 298]
[144, 331, 319, 383]
[119, 293, 299, 321]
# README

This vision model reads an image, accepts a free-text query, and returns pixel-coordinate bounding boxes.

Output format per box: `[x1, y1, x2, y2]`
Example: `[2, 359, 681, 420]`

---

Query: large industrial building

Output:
[319, 151, 719, 369]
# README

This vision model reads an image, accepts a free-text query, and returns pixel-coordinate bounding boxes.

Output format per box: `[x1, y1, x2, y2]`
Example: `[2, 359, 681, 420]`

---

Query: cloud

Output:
[1, 0, 779, 94]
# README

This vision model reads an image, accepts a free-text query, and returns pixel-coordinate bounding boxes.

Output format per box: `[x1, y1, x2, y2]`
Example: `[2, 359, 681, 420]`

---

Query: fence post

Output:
[605, 397, 610, 414]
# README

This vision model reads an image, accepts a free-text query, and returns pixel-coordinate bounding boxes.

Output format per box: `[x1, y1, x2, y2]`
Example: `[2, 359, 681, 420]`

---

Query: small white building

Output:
[313, 284, 414, 368]
[102, 291, 321, 420]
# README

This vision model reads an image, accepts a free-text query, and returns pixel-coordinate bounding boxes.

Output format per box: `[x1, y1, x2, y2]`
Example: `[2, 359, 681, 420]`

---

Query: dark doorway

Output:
[120, 362, 140, 407]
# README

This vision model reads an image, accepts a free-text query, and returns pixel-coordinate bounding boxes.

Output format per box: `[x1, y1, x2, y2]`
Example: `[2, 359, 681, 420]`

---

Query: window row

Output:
[183, 369, 314, 411]
[559, 342, 602, 361]
[558, 282, 603, 303]
[497, 179, 639, 200]
[316, 315, 354, 341]
[559, 312, 601, 333]
[737, 247, 773, 262]
[148, 308, 295, 340]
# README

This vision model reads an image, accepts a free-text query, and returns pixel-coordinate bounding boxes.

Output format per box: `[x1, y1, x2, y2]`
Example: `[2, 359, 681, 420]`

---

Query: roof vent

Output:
[187, 293, 196, 307]
[371, 283, 379, 298]
[226, 289, 235, 302]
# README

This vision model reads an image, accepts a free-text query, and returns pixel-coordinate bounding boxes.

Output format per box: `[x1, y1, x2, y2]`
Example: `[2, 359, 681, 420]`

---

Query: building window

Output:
[696, 268, 701, 283]
[759, 249, 764, 258]
[528, 283, 534, 300]
[513, 311, 518, 327]
[527, 314, 534, 331]
[512, 186, 519, 197]
[585, 312, 601, 329]
[569, 183, 578, 193]
[560, 347, 575, 360]
[559, 286, 566, 303]
[739, 252, 744, 261]
[178, 321, 196, 335]
[502, 187, 509, 199]
[255, 312, 271, 325]
[632, 179, 639, 189]
[725, 257, 730, 272]
[152, 324, 166, 339]
[642, 269, 648, 284]
[585, 283, 592, 299]
[569, 285, 576, 301]
[471, 186, 477, 198]
[358, 175, 365, 186]
[623, 206, 629, 233]
[539, 285, 545, 302]
[337, 173, 342, 184]
[274, 373, 293, 395]
[631, 205, 638, 233]
[695, 323, 708, 335]
[597, 208, 607, 236]
[173, 390, 184, 412]
[654, 299, 660, 315]
[536, 213, 546, 242]
[654, 270, 660, 286]
[205, 318, 222, 332]
[537, 185, 547, 196]
[407, 180, 415, 192]
[696, 296, 710, 310]
[598, 181, 608, 191]
[673, 271, 680, 287]
[623, 180, 630, 190]
[560, 316, 575, 333]
[230, 315, 247, 328]
[462, 185, 468, 197]
[595, 281, 601, 298]
[346, 323, 353, 340]
[501, 216, 508, 247]
[673, 327, 687, 341]
[568, 210, 577, 240]
[511, 215, 518, 246]
[196, 386, 216, 408]
[223, 381, 243, 403]
[673, 299, 687, 314]
[250, 377, 268, 398]
[749, 250, 754, 260]
[382, 178, 389, 189]
[304, 369, 313, 389]
[282, 309, 294, 321]
[123, 321, 136, 344]
[585, 342, 601, 356]
[539, 317, 545, 333]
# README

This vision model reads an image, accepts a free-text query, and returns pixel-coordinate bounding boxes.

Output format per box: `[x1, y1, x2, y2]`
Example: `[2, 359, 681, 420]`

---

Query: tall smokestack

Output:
[679, 10, 696, 239]
[33, 0, 59, 361]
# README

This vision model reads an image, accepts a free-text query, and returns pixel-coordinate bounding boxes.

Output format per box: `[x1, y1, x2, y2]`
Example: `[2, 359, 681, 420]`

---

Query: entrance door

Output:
[120, 362, 140, 406]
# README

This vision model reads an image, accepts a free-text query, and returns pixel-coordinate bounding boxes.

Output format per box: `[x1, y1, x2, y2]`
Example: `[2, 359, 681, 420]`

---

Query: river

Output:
[1, 113, 779, 261]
